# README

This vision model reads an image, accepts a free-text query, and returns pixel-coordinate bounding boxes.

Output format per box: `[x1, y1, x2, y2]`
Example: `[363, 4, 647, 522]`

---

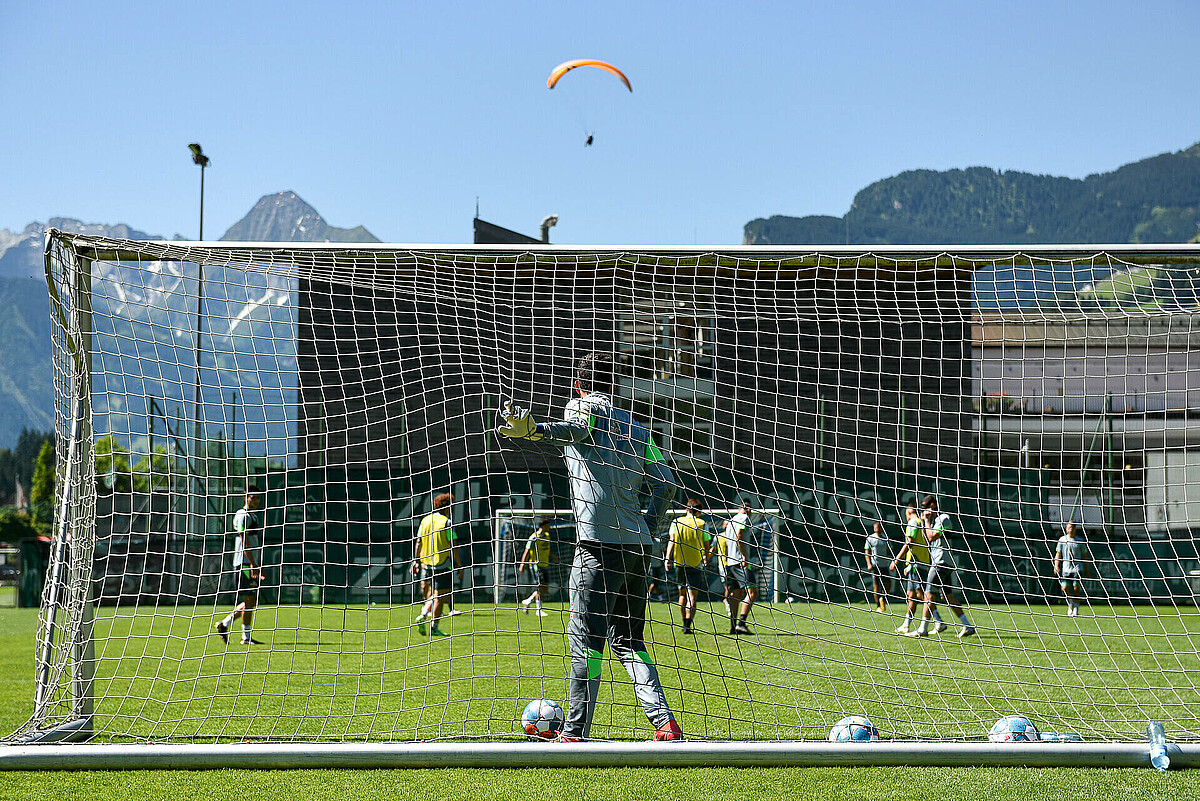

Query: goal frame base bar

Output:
[1, 742, 1193, 770]
[12, 718, 93, 745]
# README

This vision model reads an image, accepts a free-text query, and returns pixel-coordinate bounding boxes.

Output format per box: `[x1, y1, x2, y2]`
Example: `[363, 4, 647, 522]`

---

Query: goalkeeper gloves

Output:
[497, 400, 543, 441]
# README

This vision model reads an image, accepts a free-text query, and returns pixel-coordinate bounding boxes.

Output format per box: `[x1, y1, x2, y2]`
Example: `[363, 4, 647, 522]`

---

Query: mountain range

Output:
[0, 192, 378, 450]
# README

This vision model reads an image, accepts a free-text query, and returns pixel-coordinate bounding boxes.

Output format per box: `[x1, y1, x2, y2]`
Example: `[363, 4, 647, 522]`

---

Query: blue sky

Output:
[2, 1, 1199, 245]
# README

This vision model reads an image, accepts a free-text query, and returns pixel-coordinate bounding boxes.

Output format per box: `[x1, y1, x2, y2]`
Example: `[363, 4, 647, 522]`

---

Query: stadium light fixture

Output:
[188, 143, 209, 239]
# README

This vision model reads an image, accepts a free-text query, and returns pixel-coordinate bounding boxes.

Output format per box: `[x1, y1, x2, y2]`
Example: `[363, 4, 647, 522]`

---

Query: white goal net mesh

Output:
[14, 232, 1200, 744]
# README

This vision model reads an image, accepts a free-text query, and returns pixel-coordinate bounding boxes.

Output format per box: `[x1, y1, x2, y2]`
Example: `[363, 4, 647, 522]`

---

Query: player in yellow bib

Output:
[890, 506, 940, 634]
[664, 499, 713, 634]
[411, 492, 460, 636]
[520, 518, 555, 616]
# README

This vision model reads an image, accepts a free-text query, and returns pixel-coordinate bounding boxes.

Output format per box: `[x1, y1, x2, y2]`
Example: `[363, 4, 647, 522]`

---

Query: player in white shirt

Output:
[1054, 521, 1090, 617]
[215, 486, 264, 646]
[907, 495, 975, 639]
[718, 500, 757, 635]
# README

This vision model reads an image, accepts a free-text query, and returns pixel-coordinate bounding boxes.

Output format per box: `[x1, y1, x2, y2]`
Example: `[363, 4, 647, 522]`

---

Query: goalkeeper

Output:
[498, 352, 682, 742]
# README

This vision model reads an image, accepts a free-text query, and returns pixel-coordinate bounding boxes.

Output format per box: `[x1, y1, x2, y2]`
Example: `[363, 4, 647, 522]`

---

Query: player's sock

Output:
[931, 609, 944, 623]
[958, 613, 972, 627]
[915, 620, 929, 635]
[221, 614, 235, 628]
[241, 624, 252, 643]
[535, 598, 542, 611]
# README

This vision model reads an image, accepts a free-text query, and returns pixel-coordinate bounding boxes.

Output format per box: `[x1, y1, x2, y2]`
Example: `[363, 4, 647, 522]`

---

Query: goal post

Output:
[13, 231, 1200, 766]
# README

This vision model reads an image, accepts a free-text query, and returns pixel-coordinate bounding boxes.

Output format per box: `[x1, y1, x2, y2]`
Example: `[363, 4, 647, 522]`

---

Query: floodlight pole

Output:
[198, 162, 205, 240]
[188, 144, 211, 539]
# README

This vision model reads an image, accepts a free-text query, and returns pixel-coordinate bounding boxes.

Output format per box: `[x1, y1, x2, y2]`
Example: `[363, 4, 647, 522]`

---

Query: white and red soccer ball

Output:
[521, 699, 565, 739]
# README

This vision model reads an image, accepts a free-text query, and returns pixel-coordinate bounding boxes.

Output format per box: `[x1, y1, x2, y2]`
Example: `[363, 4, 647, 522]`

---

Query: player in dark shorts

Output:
[520, 518, 553, 616]
[718, 501, 757, 635]
[665, 500, 713, 634]
[215, 486, 264, 646]
[863, 521, 892, 612]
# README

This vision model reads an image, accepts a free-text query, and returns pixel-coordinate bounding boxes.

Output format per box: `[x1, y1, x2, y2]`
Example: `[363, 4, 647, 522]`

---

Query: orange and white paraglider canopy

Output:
[546, 59, 632, 92]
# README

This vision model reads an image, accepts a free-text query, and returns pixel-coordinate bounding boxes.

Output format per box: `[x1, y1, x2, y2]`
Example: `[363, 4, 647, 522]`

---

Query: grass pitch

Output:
[52, 599, 1200, 742]
[3, 600, 1200, 799]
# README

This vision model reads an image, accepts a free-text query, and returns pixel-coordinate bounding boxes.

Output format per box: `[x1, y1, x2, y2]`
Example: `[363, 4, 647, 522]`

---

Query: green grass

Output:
[3, 601, 1200, 798]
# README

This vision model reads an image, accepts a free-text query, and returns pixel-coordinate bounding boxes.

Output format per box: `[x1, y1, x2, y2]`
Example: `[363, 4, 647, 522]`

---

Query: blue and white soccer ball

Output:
[521, 699, 565, 740]
[828, 715, 880, 742]
[988, 714, 1040, 742]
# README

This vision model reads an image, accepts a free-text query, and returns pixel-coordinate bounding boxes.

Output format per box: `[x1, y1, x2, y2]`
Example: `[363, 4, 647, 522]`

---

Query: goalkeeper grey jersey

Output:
[537, 392, 676, 546]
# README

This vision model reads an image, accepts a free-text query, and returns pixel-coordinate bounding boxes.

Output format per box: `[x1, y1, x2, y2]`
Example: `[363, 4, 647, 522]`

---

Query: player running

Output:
[718, 500, 757, 635]
[906, 495, 975, 639]
[498, 352, 682, 742]
[215, 486, 264, 646]
[520, 518, 554, 617]
[412, 492, 461, 637]
[1054, 521, 1090, 617]
[664, 498, 713, 634]
[863, 521, 892, 612]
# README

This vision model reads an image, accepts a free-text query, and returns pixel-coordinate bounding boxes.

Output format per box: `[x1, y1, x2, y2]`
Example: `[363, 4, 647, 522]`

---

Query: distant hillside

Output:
[221, 191, 380, 242]
[0, 277, 54, 447]
[745, 142, 1200, 245]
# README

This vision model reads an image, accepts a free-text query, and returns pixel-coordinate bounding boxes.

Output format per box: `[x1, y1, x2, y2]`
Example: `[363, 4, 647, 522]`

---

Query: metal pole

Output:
[34, 250, 94, 740]
[2, 741, 1196, 770]
[817, 397, 825, 475]
[198, 163, 205, 240]
[1106, 392, 1115, 535]
[771, 520, 782, 604]
[190, 260, 205, 539]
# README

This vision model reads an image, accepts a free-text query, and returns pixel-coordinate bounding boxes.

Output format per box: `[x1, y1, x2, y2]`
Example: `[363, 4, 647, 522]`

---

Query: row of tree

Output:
[744, 142, 1200, 246]
[0, 429, 56, 544]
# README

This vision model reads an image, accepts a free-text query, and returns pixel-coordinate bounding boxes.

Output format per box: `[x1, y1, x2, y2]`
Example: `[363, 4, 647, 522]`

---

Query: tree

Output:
[0, 506, 39, 545]
[29, 440, 55, 533]
[94, 435, 132, 494]
[131, 445, 172, 493]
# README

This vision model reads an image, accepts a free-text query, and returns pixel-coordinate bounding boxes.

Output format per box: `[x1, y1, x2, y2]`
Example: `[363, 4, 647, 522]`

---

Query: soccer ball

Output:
[520, 699, 565, 740]
[988, 714, 1040, 742]
[828, 715, 880, 742]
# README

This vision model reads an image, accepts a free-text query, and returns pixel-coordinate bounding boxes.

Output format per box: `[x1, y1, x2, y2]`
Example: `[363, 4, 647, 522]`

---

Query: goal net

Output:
[14, 232, 1200, 748]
